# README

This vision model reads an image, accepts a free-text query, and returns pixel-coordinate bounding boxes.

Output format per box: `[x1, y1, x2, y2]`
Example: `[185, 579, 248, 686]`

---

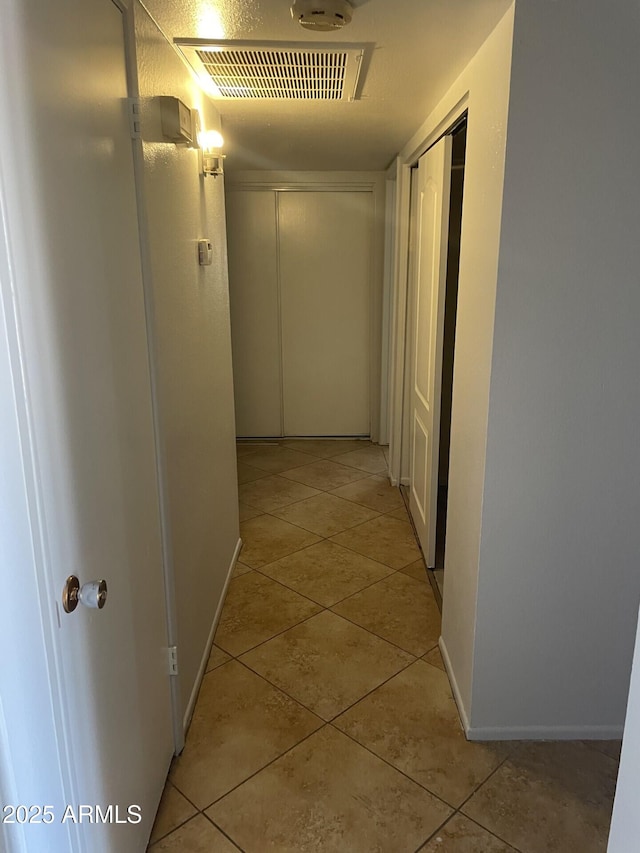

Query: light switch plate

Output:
[198, 239, 213, 266]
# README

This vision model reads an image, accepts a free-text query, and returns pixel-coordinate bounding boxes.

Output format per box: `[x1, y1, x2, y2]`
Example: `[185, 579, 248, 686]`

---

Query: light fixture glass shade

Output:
[198, 129, 224, 150]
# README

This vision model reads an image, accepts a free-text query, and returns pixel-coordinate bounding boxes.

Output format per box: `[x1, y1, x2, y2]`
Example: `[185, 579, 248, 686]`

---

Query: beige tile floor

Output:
[149, 440, 620, 853]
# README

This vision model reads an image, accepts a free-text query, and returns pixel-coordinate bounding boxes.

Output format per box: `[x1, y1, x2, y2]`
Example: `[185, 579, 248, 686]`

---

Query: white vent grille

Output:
[175, 40, 365, 102]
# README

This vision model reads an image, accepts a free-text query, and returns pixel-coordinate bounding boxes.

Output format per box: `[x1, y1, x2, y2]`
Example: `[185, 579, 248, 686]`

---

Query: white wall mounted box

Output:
[159, 96, 193, 143]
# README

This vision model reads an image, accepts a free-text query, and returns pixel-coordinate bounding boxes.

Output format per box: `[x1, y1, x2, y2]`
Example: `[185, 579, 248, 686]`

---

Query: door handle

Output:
[62, 576, 108, 613]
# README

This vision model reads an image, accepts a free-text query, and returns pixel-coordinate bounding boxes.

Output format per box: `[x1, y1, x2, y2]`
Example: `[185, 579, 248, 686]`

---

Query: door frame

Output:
[120, 0, 184, 755]
[388, 96, 469, 486]
[225, 171, 386, 443]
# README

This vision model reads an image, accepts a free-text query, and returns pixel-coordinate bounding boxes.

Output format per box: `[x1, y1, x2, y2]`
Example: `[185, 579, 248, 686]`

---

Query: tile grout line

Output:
[328, 575, 439, 653]
[215, 603, 324, 659]
[325, 652, 421, 721]
[147, 780, 237, 849]
[417, 805, 523, 853]
[198, 708, 510, 853]
[202, 811, 248, 853]
[331, 722, 456, 814]
[167, 780, 200, 813]
[147, 812, 195, 847]
[456, 752, 515, 813]
[411, 813, 452, 853]
[412, 754, 525, 853]
[238, 501, 404, 530]
[251, 560, 396, 611]
[232, 655, 328, 724]
[239, 463, 398, 518]
[240, 509, 378, 542]
[167, 723, 326, 848]
[280, 460, 382, 480]
[198, 723, 327, 815]
[236, 638, 419, 730]
[237, 439, 382, 467]
[267, 507, 386, 539]
[240, 466, 390, 499]
[236, 521, 424, 606]
[238, 440, 376, 466]
[226, 573, 435, 666]
[226, 559, 438, 665]
[241, 493, 405, 517]
[320, 530, 421, 569]
[446, 813, 523, 853]
[450, 753, 524, 846]
[198, 696, 493, 853]
[247, 532, 407, 577]
[331, 727, 522, 853]
[247, 456, 383, 482]
[326, 603, 433, 658]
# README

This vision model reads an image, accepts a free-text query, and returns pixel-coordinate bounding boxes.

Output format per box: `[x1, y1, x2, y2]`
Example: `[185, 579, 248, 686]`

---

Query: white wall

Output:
[391, 6, 515, 719]
[470, 0, 640, 737]
[608, 607, 640, 851]
[133, 3, 240, 731]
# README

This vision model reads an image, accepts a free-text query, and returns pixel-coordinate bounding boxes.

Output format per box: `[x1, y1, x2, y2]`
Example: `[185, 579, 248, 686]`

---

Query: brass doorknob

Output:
[62, 575, 80, 613]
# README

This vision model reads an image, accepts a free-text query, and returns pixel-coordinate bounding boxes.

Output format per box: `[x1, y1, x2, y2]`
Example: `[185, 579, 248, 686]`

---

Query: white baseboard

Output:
[181, 537, 242, 737]
[400, 476, 410, 487]
[467, 723, 624, 742]
[438, 637, 624, 741]
[439, 636, 471, 731]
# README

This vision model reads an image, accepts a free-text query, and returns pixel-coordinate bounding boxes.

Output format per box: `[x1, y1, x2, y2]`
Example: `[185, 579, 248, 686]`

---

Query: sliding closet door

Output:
[226, 190, 282, 436]
[278, 191, 371, 436]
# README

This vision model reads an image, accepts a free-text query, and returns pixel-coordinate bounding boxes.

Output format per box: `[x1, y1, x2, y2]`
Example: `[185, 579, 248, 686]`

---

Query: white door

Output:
[279, 191, 371, 436]
[227, 190, 282, 436]
[409, 136, 452, 566]
[2, 0, 173, 850]
[227, 188, 372, 437]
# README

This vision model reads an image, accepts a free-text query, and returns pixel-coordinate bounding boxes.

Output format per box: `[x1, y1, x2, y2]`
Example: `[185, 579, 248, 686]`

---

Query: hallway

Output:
[147, 441, 619, 853]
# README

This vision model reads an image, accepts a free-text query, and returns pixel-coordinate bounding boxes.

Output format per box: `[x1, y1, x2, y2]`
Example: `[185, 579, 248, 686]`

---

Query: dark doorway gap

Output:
[434, 120, 467, 584]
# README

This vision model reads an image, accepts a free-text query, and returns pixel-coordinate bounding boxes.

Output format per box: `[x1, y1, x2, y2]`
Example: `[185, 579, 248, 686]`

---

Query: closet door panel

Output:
[226, 190, 282, 436]
[278, 191, 371, 436]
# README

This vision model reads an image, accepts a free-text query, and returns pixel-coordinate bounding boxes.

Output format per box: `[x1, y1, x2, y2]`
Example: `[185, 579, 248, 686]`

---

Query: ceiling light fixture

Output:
[291, 0, 354, 32]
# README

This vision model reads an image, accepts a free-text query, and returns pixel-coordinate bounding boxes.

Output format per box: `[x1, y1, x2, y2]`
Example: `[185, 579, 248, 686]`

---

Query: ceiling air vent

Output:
[174, 40, 365, 101]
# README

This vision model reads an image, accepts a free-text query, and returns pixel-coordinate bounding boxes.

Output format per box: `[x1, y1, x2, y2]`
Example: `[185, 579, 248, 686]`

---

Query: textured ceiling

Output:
[141, 0, 513, 170]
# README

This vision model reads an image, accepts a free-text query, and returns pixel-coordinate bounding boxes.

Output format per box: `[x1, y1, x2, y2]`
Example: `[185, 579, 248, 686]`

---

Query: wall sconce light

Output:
[156, 103, 226, 177]
[198, 129, 226, 178]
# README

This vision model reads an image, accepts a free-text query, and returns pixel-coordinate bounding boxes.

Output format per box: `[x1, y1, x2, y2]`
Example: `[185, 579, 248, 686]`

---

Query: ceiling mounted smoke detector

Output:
[291, 0, 354, 32]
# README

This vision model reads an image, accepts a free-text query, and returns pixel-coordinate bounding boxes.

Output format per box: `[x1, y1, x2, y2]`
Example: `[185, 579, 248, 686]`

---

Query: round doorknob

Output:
[62, 576, 108, 613]
[79, 579, 108, 610]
